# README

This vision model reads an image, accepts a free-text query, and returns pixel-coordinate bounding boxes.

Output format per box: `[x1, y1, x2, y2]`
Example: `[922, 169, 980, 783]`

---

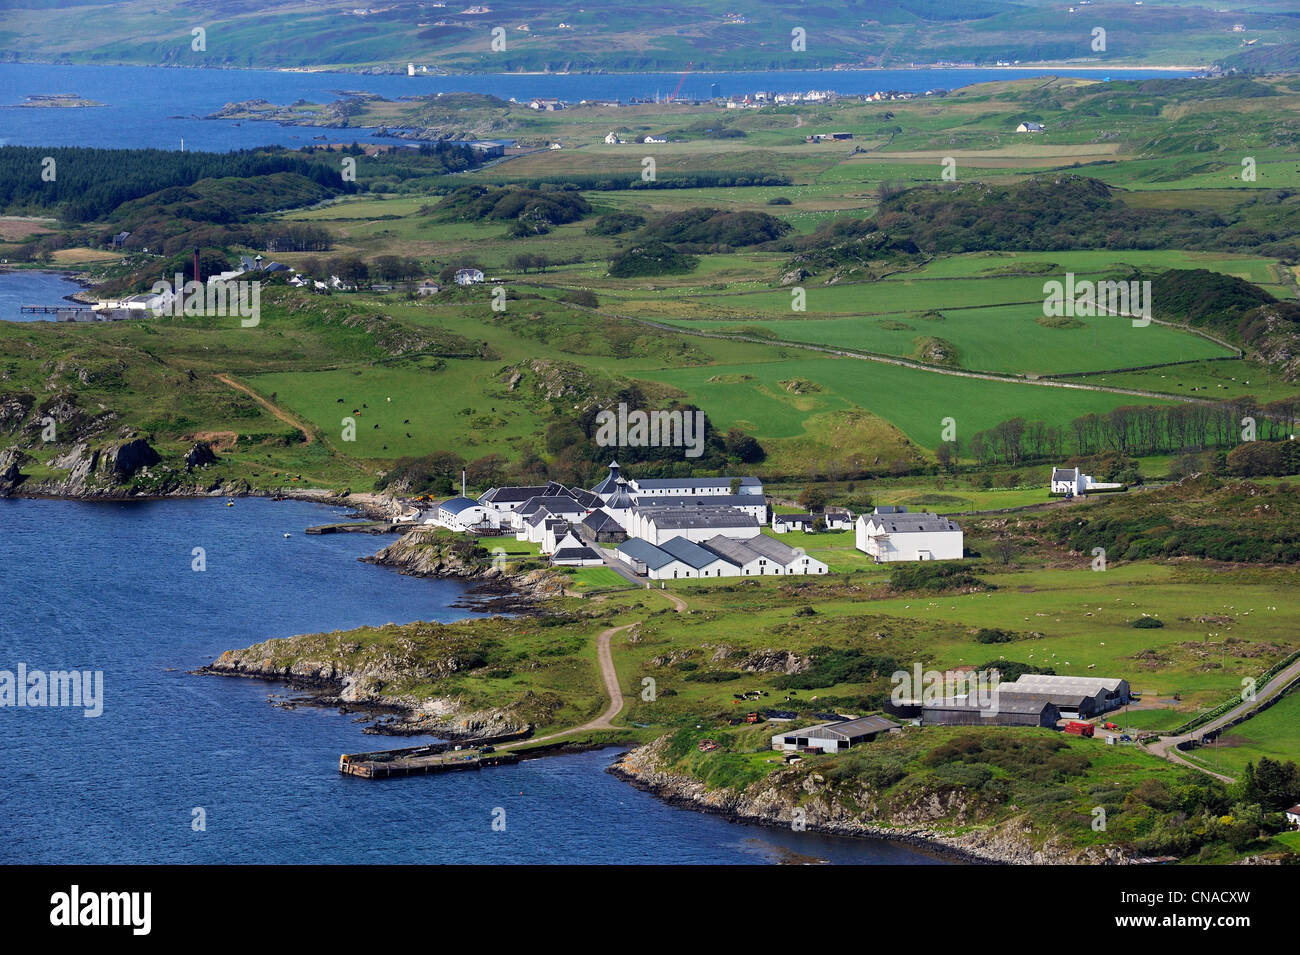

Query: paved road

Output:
[1145, 657, 1300, 783]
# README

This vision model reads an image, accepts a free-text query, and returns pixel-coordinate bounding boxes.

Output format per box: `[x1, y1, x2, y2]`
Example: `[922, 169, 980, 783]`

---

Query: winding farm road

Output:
[1145, 657, 1300, 783]
[503, 622, 636, 748]
[214, 373, 315, 445]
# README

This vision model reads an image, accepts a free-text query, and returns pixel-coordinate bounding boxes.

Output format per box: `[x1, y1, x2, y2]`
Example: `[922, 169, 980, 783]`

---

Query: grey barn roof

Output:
[738, 534, 801, 563]
[582, 510, 625, 533]
[640, 507, 759, 530]
[616, 537, 675, 570]
[632, 476, 761, 491]
[864, 512, 961, 534]
[633, 493, 763, 510]
[480, 485, 552, 505]
[1003, 674, 1128, 694]
[656, 536, 729, 570]
[924, 692, 1058, 716]
[786, 716, 900, 740]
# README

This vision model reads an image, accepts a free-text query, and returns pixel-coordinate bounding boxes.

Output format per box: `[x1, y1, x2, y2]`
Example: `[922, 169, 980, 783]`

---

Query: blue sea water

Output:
[0, 270, 86, 321]
[0, 62, 1193, 151]
[0, 497, 943, 864]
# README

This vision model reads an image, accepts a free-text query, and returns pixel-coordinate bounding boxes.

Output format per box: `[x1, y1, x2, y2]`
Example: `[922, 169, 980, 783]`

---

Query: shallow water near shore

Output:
[0, 270, 86, 321]
[0, 496, 943, 863]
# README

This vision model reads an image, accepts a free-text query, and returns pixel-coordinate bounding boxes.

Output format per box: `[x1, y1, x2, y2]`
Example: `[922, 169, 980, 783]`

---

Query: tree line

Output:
[945, 397, 1300, 469]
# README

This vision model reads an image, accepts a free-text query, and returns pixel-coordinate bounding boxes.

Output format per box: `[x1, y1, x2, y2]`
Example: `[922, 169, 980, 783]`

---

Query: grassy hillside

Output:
[5, 0, 1300, 71]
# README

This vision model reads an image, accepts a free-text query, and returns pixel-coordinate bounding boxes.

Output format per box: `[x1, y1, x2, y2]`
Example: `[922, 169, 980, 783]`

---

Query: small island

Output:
[12, 93, 106, 108]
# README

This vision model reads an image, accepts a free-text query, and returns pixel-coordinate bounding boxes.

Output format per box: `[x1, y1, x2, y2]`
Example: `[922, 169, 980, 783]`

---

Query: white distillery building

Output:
[627, 475, 764, 498]
[430, 496, 496, 532]
[855, 511, 963, 562]
[631, 506, 761, 545]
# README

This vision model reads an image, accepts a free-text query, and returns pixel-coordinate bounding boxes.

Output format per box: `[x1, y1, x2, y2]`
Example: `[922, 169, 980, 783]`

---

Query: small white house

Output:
[771, 513, 814, 534]
[856, 511, 963, 562]
[1016, 121, 1046, 133]
[454, 268, 485, 285]
[1051, 466, 1123, 496]
[417, 279, 441, 296]
[1286, 805, 1300, 829]
[603, 131, 622, 144]
[823, 508, 853, 531]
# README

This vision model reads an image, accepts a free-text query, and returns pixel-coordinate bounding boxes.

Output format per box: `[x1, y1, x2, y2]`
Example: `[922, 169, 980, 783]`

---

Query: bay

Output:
[0, 497, 944, 864]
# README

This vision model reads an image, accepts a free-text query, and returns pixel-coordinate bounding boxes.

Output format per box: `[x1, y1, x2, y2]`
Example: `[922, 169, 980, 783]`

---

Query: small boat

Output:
[226, 500, 235, 507]
[283, 533, 291, 538]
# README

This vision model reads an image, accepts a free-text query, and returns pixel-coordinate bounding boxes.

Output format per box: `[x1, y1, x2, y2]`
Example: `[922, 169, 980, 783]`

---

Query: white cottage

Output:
[855, 511, 963, 562]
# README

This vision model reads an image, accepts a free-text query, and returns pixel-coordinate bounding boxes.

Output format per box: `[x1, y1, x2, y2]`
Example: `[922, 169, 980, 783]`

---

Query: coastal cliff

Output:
[609, 736, 1139, 865]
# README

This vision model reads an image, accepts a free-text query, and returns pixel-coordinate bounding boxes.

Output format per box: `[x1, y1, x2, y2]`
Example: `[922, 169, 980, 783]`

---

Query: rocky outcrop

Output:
[0, 447, 28, 495]
[184, 441, 217, 471]
[609, 736, 1139, 865]
[364, 526, 568, 603]
[200, 628, 530, 739]
[740, 649, 811, 675]
[106, 437, 161, 477]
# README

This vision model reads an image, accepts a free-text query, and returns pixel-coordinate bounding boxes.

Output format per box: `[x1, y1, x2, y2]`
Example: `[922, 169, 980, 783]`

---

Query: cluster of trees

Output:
[634, 208, 792, 251]
[947, 398, 1300, 470]
[375, 451, 511, 496]
[777, 216, 923, 278]
[608, 241, 698, 277]
[488, 172, 791, 193]
[586, 213, 645, 236]
[434, 185, 591, 226]
[262, 223, 333, 253]
[875, 176, 1300, 259]
[0, 146, 356, 223]
[297, 254, 426, 286]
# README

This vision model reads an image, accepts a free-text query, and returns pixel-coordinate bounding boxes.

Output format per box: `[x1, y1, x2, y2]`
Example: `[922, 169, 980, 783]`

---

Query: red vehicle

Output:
[1064, 721, 1095, 738]
[1103, 722, 1119, 731]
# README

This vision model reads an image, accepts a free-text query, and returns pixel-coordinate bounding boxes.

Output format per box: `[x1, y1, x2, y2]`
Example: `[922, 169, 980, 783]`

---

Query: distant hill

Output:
[4, 0, 1298, 71]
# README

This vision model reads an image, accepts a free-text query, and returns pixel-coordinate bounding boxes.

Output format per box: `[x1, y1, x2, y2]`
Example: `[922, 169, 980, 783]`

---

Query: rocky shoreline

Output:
[607, 737, 1140, 866]
[197, 645, 532, 740]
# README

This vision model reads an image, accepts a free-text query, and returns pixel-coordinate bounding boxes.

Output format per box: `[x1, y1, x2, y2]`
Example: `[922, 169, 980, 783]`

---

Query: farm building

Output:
[1016, 121, 1046, 132]
[922, 693, 1061, 728]
[631, 506, 761, 545]
[1287, 805, 1300, 829]
[1000, 675, 1131, 713]
[855, 511, 963, 562]
[770, 716, 900, 753]
[454, 268, 485, 285]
